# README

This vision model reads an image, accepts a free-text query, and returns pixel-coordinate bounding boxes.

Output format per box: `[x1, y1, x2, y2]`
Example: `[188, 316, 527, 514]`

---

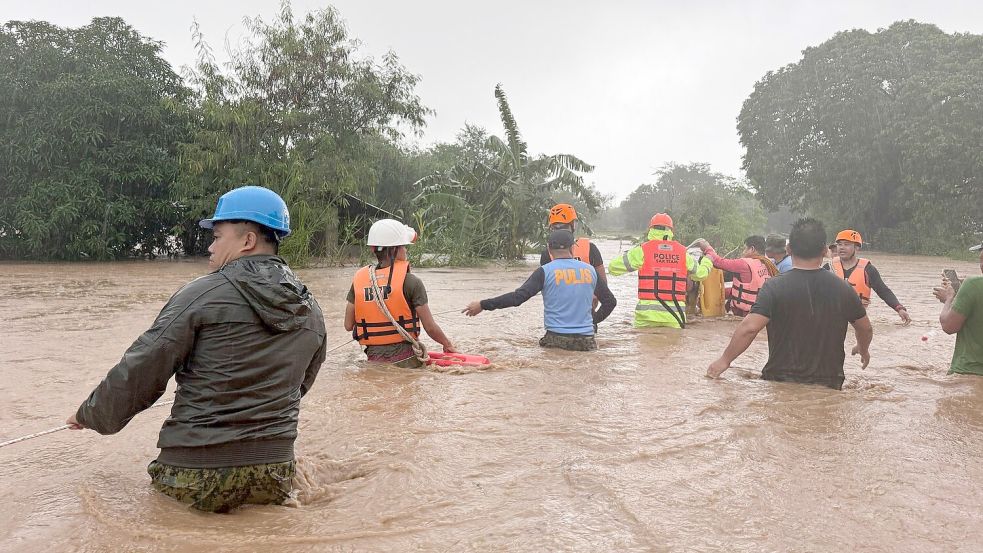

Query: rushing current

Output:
[1, 241, 981, 552]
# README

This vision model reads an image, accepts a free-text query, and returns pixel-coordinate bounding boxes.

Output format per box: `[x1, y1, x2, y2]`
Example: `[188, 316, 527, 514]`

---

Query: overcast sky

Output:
[4, 0, 983, 200]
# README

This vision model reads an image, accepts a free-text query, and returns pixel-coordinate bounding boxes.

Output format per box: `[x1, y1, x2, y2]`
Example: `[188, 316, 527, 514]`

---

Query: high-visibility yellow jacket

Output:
[609, 228, 712, 328]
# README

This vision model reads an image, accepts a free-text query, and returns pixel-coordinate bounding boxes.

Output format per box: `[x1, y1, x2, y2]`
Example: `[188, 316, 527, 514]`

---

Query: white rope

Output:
[326, 339, 354, 354]
[0, 398, 175, 449]
[368, 264, 428, 363]
[0, 424, 72, 448]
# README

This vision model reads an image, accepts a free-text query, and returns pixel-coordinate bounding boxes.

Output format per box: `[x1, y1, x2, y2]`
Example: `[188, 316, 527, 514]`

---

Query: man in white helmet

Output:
[344, 219, 456, 367]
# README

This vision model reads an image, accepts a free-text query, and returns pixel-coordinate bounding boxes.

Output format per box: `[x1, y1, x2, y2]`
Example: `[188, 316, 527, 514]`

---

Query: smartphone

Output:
[943, 269, 962, 293]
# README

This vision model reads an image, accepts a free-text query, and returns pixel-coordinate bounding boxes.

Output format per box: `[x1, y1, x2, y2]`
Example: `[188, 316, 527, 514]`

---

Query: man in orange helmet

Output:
[609, 212, 712, 328]
[541, 204, 606, 285]
[827, 229, 911, 325]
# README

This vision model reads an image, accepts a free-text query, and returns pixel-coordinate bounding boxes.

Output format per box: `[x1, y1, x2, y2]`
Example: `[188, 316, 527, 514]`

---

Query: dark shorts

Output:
[539, 331, 597, 351]
[148, 460, 295, 513]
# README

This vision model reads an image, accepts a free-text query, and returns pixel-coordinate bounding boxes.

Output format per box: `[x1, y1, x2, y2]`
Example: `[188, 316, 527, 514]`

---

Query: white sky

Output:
[4, 0, 983, 201]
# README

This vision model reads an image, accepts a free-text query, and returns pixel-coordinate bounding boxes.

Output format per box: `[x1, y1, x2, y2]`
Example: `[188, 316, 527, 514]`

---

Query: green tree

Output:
[619, 163, 729, 231]
[366, 125, 492, 216]
[618, 162, 766, 252]
[0, 18, 189, 260]
[739, 20, 983, 253]
[414, 84, 600, 261]
[175, 1, 430, 264]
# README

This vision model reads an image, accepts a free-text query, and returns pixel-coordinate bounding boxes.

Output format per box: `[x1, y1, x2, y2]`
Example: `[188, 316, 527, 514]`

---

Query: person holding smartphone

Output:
[933, 242, 983, 376]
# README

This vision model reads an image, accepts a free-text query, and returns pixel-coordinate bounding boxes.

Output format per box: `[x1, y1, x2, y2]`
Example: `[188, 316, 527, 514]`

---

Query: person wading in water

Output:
[827, 229, 911, 325]
[695, 235, 779, 318]
[67, 186, 327, 513]
[609, 212, 712, 329]
[707, 218, 873, 390]
[345, 218, 456, 367]
[463, 230, 616, 351]
[933, 241, 983, 377]
[765, 234, 793, 274]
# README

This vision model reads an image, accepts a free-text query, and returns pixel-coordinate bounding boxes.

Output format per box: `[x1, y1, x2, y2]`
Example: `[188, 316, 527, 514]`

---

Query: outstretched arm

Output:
[849, 315, 873, 369]
[865, 264, 909, 324]
[608, 246, 644, 276]
[69, 284, 201, 433]
[707, 313, 769, 378]
[463, 268, 545, 316]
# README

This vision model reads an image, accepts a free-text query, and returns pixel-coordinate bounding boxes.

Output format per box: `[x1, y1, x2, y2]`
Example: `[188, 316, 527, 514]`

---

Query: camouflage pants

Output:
[147, 460, 294, 513]
[539, 331, 597, 351]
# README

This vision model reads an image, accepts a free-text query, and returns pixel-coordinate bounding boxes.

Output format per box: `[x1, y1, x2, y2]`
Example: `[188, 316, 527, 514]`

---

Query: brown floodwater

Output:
[1, 242, 981, 552]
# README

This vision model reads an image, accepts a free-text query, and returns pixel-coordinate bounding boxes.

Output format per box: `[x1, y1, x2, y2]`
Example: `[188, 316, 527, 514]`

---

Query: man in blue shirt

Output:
[766, 234, 793, 274]
[462, 230, 616, 351]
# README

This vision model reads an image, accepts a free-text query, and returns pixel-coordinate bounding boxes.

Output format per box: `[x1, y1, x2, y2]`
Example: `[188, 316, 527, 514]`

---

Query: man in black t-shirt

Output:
[707, 218, 873, 389]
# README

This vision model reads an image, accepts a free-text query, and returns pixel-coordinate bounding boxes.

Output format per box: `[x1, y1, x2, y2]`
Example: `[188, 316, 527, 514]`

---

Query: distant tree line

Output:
[598, 21, 982, 256]
[739, 20, 983, 254]
[0, 2, 599, 263]
[593, 163, 766, 254]
[1, 9, 979, 262]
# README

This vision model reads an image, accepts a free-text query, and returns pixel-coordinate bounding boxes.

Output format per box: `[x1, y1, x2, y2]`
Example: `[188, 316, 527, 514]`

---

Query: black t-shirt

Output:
[539, 241, 604, 269]
[750, 268, 867, 389]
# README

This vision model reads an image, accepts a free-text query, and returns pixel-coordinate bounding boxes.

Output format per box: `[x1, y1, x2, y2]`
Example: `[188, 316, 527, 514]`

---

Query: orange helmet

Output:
[649, 213, 674, 229]
[835, 229, 863, 246]
[548, 203, 578, 226]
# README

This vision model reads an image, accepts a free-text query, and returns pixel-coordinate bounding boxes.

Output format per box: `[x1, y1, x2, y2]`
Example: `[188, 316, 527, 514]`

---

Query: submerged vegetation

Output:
[0, 6, 979, 262]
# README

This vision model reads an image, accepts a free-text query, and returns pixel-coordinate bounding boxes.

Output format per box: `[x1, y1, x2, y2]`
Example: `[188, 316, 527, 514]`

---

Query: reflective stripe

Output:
[621, 252, 635, 272]
[635, 302, 688, 312]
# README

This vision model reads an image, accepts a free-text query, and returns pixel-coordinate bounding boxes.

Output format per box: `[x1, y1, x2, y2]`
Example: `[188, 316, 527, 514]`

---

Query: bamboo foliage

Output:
[173, 2, 430, 265]
[413, 84, 600, 261]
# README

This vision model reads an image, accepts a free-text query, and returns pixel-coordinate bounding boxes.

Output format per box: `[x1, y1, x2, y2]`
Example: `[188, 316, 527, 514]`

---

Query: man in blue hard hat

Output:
[66, 185, 327, 513]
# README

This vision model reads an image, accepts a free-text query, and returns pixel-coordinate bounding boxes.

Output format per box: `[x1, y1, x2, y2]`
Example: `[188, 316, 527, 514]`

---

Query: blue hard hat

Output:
[199, 186, 291, 237]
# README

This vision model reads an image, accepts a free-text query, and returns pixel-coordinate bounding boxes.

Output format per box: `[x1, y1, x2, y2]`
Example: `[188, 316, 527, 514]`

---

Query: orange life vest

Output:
[832, 257, 871, 302]
[549, 237, 592, 264]
[730, 257, 771, 313]
[637, 239, 688, 302]
[351, 260, 420, 346]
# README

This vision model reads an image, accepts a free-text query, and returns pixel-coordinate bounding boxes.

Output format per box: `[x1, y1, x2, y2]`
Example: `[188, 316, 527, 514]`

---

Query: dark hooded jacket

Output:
[75, 255, 327, 468]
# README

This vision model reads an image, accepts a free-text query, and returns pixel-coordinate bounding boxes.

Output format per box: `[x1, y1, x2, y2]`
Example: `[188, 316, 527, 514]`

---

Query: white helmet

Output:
[367, 219, 417, 247]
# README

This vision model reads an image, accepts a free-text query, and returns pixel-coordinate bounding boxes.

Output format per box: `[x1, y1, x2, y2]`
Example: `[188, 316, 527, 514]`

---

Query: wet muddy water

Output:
[1, 243, 981, 552]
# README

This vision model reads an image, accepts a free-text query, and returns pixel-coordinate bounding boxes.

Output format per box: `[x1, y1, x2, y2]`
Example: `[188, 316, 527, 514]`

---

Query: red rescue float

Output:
[426, 352, 491, 367]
